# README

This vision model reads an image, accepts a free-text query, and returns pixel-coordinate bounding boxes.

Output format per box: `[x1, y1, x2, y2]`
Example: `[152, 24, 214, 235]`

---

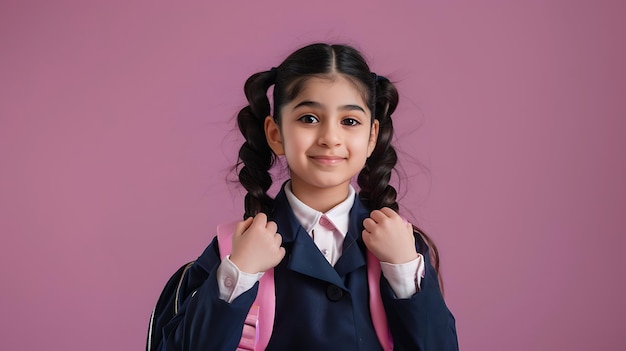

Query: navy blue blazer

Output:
[158, 187, 458, 350]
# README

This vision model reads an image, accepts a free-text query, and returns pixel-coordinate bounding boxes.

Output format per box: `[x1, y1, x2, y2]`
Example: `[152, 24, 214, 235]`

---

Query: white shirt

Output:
[217, 182, 424, 302]
[285, 181, 354, 266]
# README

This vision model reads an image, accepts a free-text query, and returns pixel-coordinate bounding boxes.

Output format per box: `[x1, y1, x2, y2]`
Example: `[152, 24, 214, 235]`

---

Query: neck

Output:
[289, 179, 351, 213]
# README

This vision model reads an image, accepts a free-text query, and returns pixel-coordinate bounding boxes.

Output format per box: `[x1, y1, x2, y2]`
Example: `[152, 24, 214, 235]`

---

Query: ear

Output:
[367, 119, 379, 157]
[265, 116, 284, 155]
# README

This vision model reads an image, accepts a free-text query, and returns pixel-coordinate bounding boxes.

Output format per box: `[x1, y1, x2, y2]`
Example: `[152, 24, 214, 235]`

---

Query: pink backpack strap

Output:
[217, 221, 391, 350]
[217, 222, 275, 351]
[367, 251, 394, 351]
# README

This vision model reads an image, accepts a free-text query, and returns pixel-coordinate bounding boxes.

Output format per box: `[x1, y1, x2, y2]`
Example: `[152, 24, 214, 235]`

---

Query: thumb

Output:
[234, 217, 254, 236]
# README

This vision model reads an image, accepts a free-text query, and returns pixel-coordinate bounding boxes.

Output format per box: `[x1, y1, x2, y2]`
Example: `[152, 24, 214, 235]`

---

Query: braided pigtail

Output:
[357, 75, 399, 211]
[236, 69, 278, 218]
[358, 75, 444, 291]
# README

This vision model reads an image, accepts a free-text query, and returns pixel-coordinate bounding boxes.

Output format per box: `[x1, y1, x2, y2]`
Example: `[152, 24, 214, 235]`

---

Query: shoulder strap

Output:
[217, 222, 275, 351]
[366, 251, 394, 351]
[217, 221, 392, 351]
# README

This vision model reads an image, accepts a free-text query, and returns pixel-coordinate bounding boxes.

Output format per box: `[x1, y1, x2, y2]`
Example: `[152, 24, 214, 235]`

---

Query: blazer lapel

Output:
[272, 187, 346, 288]
[288, 225, 346, 288]
[334, 196, 370, 277]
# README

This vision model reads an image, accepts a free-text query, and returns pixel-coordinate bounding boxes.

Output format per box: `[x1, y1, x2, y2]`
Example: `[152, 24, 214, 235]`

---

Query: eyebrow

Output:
[293, 100, 366, 113]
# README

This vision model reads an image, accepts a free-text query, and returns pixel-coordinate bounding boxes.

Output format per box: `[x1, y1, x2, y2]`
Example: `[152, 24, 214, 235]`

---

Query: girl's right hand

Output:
[229, 213, 286, 274]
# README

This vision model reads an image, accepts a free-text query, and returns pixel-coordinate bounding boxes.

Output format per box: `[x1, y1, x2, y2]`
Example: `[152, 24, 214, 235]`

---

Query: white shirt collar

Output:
[284, 181, 355, 235]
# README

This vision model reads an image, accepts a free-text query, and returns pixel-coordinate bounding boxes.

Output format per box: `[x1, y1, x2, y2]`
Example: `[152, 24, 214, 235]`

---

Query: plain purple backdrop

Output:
[1, 0, 625, 350]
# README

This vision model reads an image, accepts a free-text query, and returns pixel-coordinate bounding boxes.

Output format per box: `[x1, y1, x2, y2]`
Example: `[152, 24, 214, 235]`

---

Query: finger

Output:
[361, 229, 373, 246]
[234, 217, 254, 236]
[251, 212, 268, 228]
[369, 210, 385, 223]
[361, 229, 370, 239]
[379, 207, 399, 219]
[278, 247, 286, 259]
[265, 220, 278, 234]
[362, 217, 376, 232]
[273, 232, 283, 245]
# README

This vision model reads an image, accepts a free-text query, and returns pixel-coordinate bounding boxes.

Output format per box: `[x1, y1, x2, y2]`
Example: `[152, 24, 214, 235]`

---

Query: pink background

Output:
[1, 0, 624, 350]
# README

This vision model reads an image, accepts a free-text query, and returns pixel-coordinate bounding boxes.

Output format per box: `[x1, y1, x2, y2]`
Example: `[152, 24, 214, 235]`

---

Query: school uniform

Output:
[158, 184, 458, 350]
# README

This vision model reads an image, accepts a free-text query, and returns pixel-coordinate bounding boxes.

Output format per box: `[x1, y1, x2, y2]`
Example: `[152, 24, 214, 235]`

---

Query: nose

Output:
[318, 121, 342, 147]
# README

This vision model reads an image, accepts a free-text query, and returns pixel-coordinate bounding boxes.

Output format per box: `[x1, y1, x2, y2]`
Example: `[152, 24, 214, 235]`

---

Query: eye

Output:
[298, 114, 319, 124]
[341, 117, 361, 126]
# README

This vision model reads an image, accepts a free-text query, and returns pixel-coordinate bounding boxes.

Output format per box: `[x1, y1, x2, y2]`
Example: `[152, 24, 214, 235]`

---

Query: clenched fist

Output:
[362, 207, 419, 264]
[229, 213, 286, 274]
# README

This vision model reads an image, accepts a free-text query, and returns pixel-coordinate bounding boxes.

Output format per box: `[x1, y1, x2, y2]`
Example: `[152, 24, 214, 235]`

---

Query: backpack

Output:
[146, 261, 194, 351]
[147, 222, 393, 351]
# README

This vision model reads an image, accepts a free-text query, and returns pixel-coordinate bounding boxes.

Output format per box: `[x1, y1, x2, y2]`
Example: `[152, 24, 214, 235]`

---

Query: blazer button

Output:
[326, 284, 343, 302]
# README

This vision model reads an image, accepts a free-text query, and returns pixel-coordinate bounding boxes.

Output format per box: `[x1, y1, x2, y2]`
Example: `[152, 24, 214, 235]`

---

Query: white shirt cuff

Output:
[216, 255, 264, 303]
[380, 253, 425, 299]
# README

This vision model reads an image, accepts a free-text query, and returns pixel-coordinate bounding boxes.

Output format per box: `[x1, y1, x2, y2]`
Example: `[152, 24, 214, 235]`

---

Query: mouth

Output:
[309, 155, 346, 165]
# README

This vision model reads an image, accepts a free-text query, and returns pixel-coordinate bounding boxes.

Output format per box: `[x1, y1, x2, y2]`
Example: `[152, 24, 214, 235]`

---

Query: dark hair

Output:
[235, 43, 442, 286]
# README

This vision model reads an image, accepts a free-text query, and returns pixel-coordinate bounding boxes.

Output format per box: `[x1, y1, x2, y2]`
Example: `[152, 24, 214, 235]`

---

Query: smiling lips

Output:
[309, 155, 346, 165]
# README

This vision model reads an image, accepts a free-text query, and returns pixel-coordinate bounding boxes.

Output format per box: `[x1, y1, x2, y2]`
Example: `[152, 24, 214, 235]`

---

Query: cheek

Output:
[285, 128, 314, 148]
[282, 134, 307, 157]
[350, 138, 373, 158]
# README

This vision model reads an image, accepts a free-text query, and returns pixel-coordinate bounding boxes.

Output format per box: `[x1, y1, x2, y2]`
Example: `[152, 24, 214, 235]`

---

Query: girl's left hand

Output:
[362, 207, 419, 264]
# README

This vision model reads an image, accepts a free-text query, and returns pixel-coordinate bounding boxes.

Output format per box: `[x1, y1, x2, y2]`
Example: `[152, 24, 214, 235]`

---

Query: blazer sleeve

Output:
[380, 236, 459, 351]
[157, 237, 259, 351]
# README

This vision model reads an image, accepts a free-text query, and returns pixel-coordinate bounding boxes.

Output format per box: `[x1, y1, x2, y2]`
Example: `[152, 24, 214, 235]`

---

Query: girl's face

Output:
[265, 75, 379, 207]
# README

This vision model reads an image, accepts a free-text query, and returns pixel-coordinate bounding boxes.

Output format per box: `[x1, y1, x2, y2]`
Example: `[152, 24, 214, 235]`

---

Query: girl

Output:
[151, 43, 458, 350]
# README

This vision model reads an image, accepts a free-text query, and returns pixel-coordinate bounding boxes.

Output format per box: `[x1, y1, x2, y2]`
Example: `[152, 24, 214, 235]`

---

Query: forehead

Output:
[287, 74, 370, 109]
